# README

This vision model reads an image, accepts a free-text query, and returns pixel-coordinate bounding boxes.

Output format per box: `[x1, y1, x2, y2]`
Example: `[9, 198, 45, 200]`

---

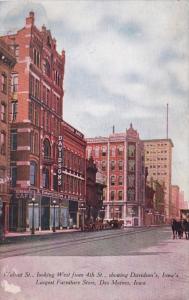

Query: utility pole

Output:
[166, 103, 169, 139]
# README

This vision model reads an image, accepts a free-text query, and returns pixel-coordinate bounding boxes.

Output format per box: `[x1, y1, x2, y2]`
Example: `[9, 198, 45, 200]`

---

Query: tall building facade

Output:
[1, 12, 86, 231]
[0, 39, 16, 232]
[179, 190, 188, 210]
[86, 124, 145, 226]
[143, 139, 173, 222]
[170, 185, 180, 219]
[62, 121, 86, 228]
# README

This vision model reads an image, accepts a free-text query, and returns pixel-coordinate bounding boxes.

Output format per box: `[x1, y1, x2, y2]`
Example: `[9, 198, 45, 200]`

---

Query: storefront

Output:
[69, 200, 78, 227]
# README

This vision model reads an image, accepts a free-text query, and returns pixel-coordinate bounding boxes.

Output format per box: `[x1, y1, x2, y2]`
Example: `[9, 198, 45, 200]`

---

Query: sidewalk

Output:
[1, 228, 81, 244]
[1, 225, 165, 244]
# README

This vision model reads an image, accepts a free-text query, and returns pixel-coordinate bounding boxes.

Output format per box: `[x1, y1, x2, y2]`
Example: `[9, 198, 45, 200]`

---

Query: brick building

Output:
[86, 156, 105, 223]
[0, 39, 16, 232]
[86, 124, 145, 226]
[143, 139, 173, 222]
[144, 176, 165, 225]
[1, 12, 86, 232]
[62, 121, 86, 228]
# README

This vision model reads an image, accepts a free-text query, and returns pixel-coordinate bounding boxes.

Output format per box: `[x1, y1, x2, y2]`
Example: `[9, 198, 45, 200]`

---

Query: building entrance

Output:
[41, 197, 50, 230]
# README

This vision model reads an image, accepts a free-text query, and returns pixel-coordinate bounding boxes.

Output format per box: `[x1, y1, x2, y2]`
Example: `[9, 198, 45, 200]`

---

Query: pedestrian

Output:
[171, 219, 177, 239]
[182, 219, 188, 239]
[185, 220, 189, 240]
[177, 220, 183, 239]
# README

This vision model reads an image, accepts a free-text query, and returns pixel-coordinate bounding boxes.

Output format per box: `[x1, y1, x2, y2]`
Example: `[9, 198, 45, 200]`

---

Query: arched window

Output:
[43, 139, 51, 158]
[30, 161, 37, 186]
[42, 167, 50, 188]
[0, 131, 6, 155]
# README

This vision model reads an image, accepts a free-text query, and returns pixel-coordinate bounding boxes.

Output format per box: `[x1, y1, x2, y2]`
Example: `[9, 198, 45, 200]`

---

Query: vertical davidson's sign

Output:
[57, 136, 63, 186]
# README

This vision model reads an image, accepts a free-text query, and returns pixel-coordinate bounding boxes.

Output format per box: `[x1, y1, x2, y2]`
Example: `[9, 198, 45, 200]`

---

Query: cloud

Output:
[0, 0, 189, 200]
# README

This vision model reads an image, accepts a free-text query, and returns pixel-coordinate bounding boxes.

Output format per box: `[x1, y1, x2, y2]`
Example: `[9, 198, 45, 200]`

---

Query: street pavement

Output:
[1, 226, 168, 257]
[0, 226, 189, 300]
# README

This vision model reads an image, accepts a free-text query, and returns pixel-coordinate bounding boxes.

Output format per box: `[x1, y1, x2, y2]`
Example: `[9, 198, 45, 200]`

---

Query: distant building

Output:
[179, 190, 188, 210]
[86, 124, 145, 226]
[143, 139, 173, 222]
[86, 156, 105, 223]
[171, 185, 180, 219]
[0, 39, 16, 232]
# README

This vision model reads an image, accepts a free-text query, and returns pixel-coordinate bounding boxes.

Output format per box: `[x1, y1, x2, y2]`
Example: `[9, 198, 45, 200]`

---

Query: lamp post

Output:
[130, 208, 135, 227]
[147, 209, 153, 226]
[0, 198, 4, 241]
[100, 206, 105, 222]
[111, 201, 115, 220]
[52, 200, 56, 233]
[80, 203, 86, 231]
[31, 197, 35, 235]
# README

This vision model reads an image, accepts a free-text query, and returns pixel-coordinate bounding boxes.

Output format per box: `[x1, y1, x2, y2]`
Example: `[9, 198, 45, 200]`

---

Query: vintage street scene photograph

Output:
[0, 1, 189, 300]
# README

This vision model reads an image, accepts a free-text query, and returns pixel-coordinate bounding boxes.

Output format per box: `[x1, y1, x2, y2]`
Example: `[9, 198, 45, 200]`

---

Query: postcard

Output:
[0, 1, 189, 300]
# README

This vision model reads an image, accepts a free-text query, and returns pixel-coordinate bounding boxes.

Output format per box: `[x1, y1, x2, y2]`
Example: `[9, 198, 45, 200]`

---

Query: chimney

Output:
[62, 50, 65, 58]
[42, 24, 46, 32]
[53, 38, 56, 49]
[26, 11, 35, 26]
[112, 125, 115, 134]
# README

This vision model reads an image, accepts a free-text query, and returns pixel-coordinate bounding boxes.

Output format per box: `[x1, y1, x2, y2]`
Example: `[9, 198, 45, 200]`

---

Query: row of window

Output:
[110, 175, 123, 186]
[88, 145, 124, 158]
[29, 75, 40, 99]
[11, 162, 85, 195]
[145, 143, 168, 147]
[151, 172, 167, 176]
[109, 190, 124, 201]
[28, 102, 60, 133]
[29, 75, 61, 112]
[99, 160, 123, 171]
[63, 175, 85, 195]
[64, 150, 85, 174]
[146, 150, 167, 154]
[10, 134, 85, 174]
[149, 165, 167, 169]
[32, 48, 62, 88]
[146, 157, 167, 161]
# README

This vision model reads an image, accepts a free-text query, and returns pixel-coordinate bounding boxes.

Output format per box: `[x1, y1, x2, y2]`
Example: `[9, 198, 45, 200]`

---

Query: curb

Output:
[1, 225, 168, 245]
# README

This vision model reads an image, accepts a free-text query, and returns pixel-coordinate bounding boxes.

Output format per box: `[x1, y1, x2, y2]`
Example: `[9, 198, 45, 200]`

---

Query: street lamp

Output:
[111, 201, 115, 220]
[52, 200, 56, 233]
[147, 209, 153, 226]
[130, 208, 135, 227]
[100, 206, 105, 222]
[31, 197, 35, 235]
[80, 203, 86, 231]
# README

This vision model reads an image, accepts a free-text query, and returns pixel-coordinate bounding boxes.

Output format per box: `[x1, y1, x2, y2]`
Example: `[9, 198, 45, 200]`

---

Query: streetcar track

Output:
[0, 227, 166, 259]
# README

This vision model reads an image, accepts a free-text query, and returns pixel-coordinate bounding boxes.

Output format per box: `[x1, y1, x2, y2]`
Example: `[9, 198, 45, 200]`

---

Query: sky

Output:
[0, 0, 189, 201]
